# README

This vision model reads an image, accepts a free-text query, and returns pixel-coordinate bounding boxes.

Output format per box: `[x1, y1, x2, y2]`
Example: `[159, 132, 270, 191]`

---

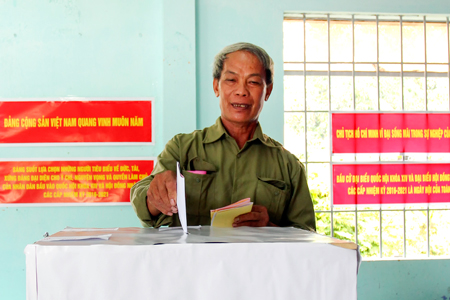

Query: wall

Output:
[0, 1, 195, 299]
[0, 0, 449, 299]
[196, 0, 450, 141]
[196, 1, 450, 299]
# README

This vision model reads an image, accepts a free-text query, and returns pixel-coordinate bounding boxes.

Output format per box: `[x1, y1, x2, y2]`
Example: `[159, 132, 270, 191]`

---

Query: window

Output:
[283, 14, 450, 258]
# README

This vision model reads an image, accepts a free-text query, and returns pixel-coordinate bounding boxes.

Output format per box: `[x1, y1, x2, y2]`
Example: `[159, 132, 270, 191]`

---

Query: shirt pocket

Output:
[255, 177, 289, 224]
[182, 159, 217, 217]
[188, 157, 217, 173]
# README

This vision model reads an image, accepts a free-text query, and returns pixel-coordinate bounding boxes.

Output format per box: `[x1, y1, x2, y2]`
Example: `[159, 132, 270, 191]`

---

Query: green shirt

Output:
[130, 117, 316, 231]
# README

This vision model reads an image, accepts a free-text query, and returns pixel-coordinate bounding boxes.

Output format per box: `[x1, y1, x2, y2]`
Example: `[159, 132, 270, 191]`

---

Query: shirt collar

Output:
[203, 117, 278, 148]
[203, 117, 228, 144]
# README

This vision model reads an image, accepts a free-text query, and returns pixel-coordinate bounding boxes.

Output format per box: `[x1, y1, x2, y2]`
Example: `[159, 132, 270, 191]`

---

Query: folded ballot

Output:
[210, 198, 253, 228]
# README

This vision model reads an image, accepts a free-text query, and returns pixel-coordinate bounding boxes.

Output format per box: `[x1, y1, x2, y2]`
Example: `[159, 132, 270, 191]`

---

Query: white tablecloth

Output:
[25, 226, 360, 300]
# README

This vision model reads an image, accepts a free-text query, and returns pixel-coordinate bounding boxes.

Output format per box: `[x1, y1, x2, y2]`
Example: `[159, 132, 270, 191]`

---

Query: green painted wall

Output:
[0, 0, 449, 299]
[0, 1, 196, 299]
[196, 2, 450, 299]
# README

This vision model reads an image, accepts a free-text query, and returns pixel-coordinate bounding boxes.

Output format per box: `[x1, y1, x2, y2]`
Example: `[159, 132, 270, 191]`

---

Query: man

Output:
[131, 42, 316, 231]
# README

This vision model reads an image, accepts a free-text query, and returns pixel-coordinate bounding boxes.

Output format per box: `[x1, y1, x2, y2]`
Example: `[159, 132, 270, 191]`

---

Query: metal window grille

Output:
[283, 14, 450, 259]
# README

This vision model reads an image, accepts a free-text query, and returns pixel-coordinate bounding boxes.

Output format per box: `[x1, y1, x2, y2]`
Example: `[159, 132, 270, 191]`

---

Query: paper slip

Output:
[158, 225, 202, 232]
[41, 234, 112, 242]
[62, 227, 119, 232]
[176, 162, 188, 234]
[210, 198, 253, 228]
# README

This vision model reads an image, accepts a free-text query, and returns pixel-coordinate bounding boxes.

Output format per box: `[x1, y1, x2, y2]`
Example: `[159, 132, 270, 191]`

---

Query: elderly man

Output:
[131, 42, 316, 231]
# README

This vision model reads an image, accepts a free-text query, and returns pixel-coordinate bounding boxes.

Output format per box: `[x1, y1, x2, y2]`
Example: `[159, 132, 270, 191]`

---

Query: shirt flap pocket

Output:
[257, 177, 287, 190]
[189, 157, 217, 172]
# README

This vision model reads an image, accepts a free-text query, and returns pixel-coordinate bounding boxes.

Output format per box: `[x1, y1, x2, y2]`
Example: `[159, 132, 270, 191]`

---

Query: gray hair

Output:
[213, 42, 274, 85]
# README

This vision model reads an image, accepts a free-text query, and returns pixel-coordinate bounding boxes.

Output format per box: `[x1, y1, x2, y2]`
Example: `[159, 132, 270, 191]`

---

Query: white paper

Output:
[24, 245, 38, 300]
[176, 162, 188, 234]
[158, 226, 201, 232]
[30, 240, 357, 300]
[63, 227, 119, 232]
[40, 234, 112, 242]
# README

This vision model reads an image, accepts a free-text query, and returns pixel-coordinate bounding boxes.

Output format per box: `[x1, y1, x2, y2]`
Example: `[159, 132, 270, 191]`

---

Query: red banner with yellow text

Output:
[0, 159, 153, 204]
[333, 163, 450, 205]
[0, 99, 152, 144]
[332, 113, 450, 153]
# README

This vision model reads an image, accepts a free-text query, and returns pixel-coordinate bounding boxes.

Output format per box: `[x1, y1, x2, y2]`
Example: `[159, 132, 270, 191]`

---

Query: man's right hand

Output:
[146, 170, 178, 216]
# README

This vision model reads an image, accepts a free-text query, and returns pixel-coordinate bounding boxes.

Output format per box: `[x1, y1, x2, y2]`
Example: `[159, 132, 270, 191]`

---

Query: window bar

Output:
[327, 14, 334, 238]
[448, 17, 450, 112]
[400, 16, 405, 110]
[424, 16, 430, 257]
[400, 15, 407, 258]
[424, 16, 428, 111]
[352, 16, 358, 169]
[302, 15, 308, 182]
[352, 15, 356, 110]
[303, 13, 307, 127]
[303, 13, 308, 168]
[352, 14, 358, 246]
[376, 15, 383, 258]
[303, 14, 315, 234]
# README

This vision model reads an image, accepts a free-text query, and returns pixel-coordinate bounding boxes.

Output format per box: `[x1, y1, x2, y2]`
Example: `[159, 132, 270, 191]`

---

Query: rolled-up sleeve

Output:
[130, 136, 183, 228]
[285, 161, 316, 231]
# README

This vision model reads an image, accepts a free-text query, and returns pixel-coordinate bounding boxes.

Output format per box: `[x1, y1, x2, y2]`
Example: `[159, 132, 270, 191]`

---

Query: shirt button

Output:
[237, 154, 241, 158]
[196, 178, 200, 183]
[274, 191, 280, 196]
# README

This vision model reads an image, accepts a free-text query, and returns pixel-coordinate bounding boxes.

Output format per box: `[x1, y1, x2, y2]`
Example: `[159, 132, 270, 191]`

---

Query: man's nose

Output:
[235, 81, 249, 97]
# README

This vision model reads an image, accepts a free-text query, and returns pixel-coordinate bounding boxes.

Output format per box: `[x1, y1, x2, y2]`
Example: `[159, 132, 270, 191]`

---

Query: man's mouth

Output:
[232, 104, 250, 108]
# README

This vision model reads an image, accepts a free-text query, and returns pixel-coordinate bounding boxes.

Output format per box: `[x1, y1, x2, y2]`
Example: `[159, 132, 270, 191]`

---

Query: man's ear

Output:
[265, 83, 273, 101]
[213, 78, 220, 97]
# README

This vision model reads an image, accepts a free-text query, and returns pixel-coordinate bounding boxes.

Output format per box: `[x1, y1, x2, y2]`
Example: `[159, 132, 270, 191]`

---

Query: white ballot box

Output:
[25, 226, 360, 300]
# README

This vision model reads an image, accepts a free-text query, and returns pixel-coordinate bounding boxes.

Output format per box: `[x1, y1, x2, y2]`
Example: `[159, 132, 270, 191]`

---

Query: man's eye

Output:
[225, 78, 235, 82]
[249, 81, 261, 85]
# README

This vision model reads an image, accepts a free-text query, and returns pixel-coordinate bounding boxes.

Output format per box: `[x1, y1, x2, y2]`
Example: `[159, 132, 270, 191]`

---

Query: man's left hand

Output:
[232, 205, 275, 227]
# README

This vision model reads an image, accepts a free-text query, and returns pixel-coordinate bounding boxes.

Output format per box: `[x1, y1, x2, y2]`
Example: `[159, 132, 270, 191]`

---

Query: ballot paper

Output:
[158, 225, 202, 232]
[41, 234, 112, 242]
[62, 227, 119, 232]
[210, 198, 253, 228]
[176, 162, 188, 234]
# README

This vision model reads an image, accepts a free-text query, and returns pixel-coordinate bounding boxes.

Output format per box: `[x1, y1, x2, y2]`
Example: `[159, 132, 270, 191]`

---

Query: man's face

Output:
[213, 50, 273, 128]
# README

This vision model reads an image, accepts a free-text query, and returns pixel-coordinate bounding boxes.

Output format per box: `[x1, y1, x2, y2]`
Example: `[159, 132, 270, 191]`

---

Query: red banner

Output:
[0, 160, 153, 204]
[333, 163, 450, 205]
[332, 113, 450, 153]
[0, 99, 152, 144]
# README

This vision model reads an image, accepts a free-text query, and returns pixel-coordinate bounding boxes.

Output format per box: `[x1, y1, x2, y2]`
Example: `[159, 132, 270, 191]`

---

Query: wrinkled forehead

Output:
[224, 50, 264, 66]
[222, 50, 266, 77]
